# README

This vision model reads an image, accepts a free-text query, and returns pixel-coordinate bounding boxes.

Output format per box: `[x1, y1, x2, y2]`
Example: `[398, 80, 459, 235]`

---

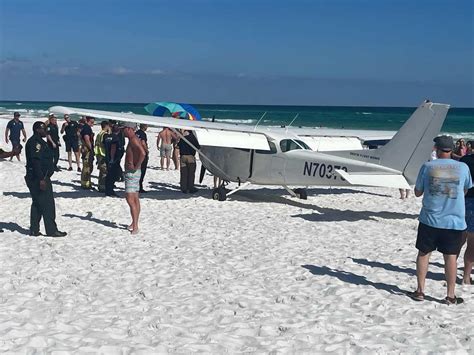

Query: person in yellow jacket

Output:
[94, 121, 111, 192]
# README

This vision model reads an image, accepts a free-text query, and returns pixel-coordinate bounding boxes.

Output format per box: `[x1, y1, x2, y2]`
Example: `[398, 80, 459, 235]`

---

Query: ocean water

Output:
[0, 100, 472, 137]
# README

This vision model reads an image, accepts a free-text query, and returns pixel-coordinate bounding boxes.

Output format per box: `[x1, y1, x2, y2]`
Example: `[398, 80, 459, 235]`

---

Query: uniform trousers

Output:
[25, 176, 57, 235]
[180, 155, 196, 192]
[97, 156, 107, 192]
[81, 147, 94, 189]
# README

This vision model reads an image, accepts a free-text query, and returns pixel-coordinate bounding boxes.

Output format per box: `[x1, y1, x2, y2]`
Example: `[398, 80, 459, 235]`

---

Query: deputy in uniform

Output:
[25, 121, 67, 237]
[177, 130, 200, 193]
[46, 113, 61, 171]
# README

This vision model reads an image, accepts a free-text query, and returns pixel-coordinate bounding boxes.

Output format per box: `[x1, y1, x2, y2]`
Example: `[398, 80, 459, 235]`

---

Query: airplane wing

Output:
[49, 106, 270, 151]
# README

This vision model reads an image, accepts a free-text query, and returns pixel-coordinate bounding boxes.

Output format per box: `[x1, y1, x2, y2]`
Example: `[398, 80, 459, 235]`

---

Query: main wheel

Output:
[294, 188, 308, 200]
[212, 187, 227, 201]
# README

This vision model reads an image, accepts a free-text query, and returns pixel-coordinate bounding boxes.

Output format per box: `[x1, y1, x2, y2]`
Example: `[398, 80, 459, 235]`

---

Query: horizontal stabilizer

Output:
[335, 170, 410, 189]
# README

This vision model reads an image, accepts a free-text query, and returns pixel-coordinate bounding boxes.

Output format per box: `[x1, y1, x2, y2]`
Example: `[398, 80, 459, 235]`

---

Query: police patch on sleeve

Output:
[35, 143, 42, 152]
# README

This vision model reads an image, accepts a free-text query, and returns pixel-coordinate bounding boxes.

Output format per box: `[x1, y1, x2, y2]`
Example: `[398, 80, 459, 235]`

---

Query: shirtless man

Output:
[156, 127, 176, 170]
[123, 123, 146, 234]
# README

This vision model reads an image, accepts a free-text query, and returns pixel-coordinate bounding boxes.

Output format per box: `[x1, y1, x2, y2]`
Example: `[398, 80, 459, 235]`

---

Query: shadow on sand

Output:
[302, 264, 442, 304]
[0, 222, 30, 235]
[231, 190, 416, 222]
[63, 212, 127, 230]
[350, 258, 446, 281]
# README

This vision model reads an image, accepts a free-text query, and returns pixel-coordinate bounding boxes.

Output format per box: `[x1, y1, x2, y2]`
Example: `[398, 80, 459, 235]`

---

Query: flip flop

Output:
[444, 296, 464, 305]
[407, 290, 425, 301]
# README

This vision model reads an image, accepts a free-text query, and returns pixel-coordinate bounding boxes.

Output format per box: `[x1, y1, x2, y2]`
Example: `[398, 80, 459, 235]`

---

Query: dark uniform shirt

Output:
[178, 131, 200, 156]
[46, 123, 60, 144]
[80, 124, 94, 147]
[135, 129, 147, 143]
[7, 119, 24, 141]
[461, 154, 474, 198]
[136, 129, 148, 156]
[25, 134, 55, 179]
[116, 131, 125, 161]
[105, 132, 125, 164]
[64, 120, 79, 141]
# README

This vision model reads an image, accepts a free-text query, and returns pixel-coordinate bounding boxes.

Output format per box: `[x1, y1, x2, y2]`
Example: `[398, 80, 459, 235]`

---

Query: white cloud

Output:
[150, 69, 164, 75]
[47, 67, 80, 76]
[110, 66, 132, 75]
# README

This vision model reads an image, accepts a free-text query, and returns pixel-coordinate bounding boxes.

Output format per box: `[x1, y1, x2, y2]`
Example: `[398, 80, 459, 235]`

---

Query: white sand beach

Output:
[0, 115, 472, 353]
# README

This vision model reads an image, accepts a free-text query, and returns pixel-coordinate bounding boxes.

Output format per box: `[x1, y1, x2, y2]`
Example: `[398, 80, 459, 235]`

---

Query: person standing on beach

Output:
[4, 111, 27, 161]
[135, 124, 149, 193]
[61, 114, 81, 171]
[24, 121, 67, 237]
[123, 123, 146, 234]
[409, 135, 472, 305]
[103, 123, 122, 197]
[80, 116, 95, 189]
[94, 121, 111, 192]
[46, 114, 61, 171]
[177, 130, 200, 193]
[157, 127, 176, 170]
[460, 145, 474, 285]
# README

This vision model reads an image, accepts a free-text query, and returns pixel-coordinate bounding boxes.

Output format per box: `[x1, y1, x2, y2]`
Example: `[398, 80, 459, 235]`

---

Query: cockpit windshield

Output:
[279, 139, 311, 152]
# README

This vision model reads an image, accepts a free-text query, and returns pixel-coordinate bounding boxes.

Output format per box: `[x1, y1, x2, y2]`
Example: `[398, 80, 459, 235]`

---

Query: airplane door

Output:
[271, 156, 286, 184]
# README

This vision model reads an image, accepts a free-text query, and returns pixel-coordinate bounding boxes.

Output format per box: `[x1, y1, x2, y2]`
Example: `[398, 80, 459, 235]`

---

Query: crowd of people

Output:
[2, 111, 200, 235]
[2, 112, 474, 303]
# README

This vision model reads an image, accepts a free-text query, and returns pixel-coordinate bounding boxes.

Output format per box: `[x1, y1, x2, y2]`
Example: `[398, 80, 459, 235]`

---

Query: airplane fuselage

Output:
[200, 145, 396, 187]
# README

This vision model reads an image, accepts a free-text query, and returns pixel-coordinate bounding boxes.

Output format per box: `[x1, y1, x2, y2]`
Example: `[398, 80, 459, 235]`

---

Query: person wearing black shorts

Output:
[416, 223, 464, 255]
[4, 111, 26, 161]
[60, 114, 81, 171]
[409, 136, 472, 305]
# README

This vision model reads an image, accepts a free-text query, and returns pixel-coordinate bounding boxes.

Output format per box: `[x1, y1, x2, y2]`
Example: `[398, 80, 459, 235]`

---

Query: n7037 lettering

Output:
[303, 162, 347, 180]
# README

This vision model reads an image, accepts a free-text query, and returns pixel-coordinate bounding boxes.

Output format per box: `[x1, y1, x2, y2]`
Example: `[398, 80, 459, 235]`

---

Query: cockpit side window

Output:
[280, 139, 310, 152]
[256, 141, 277, 154]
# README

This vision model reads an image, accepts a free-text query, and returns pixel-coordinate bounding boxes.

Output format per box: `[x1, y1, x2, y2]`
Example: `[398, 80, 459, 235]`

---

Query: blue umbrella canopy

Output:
[144, 101, 202, 121]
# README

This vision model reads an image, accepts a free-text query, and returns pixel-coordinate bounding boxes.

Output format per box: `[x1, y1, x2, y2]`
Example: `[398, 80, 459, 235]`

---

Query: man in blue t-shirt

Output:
[4, 111, 27, 161]
[409, 135, 472, 305]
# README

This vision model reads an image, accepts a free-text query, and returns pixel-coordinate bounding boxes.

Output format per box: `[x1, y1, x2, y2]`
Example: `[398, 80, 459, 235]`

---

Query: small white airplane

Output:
[50, 100, 449, 201]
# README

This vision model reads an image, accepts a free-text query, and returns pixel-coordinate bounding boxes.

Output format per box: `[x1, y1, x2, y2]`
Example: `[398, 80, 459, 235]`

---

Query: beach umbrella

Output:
[144, 101, 202, 121]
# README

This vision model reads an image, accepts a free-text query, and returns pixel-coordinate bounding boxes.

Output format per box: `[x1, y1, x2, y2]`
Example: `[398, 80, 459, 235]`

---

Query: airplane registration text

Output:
[303, 162, 347, 180]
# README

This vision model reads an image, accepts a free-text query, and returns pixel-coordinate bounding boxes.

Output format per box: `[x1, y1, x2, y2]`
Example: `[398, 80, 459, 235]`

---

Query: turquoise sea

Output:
[1, 100, 473, 137]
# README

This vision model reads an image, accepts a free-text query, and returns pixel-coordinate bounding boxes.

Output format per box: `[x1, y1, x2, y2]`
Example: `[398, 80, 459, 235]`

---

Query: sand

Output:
[0, 115, 472, 353]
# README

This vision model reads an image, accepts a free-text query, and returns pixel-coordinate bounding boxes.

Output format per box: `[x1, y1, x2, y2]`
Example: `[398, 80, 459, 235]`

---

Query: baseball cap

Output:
[433, 135, 454, 152]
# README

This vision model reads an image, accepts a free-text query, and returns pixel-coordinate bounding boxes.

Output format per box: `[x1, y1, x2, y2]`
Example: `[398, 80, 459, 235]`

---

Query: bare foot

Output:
[127, 224, 133, 231]
[130, 228, 139, 235]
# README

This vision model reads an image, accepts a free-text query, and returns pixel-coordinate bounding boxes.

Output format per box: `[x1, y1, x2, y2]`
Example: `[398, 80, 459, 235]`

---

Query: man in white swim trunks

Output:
[123, 123, 146, 234]
[157, 127, 176, 170]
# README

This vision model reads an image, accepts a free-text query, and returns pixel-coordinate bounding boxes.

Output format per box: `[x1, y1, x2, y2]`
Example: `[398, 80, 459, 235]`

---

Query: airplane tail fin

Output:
[373, 101, 450, 184]
[329, 101, 450, 186]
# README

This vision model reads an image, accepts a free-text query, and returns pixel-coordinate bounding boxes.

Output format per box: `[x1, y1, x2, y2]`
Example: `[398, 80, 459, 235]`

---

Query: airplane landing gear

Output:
[293, 188, 308, 200]
[212, 187, 227, 201]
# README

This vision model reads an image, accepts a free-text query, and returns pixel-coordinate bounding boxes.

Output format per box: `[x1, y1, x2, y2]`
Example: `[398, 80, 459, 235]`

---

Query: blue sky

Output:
[0, 0, 472, 106]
